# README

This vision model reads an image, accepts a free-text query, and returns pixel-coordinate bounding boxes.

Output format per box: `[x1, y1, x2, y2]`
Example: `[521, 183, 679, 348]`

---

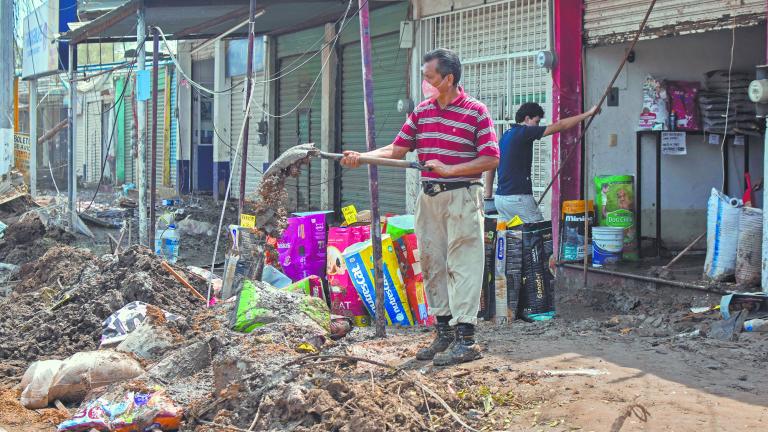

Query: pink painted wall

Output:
[552, 0, 584, 255]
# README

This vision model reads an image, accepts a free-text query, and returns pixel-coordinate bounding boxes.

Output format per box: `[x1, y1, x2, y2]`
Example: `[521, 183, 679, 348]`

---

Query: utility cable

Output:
[78, 33, 150, 212]
[720, 17, 736, 193]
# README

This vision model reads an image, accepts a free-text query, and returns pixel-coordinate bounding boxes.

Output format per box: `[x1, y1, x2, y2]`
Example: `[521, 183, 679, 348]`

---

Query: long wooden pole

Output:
[582, 0, 658, 285]
[358, 0, 386, 337]
[239, 0, 257, 214]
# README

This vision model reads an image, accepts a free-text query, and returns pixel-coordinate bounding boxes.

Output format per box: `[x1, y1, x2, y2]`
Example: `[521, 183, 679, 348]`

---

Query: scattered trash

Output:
[57, 389, 182, 432]
[261, 264, 292, 288]
[100, 301, 181, 348]
[174, 217, 214, 237]
[708, 309, 748, 341]
[155, 225, 180, 263]
[743, 318, 768, 332]
[720, 292, 768, 320]
[230, 279, 329, 335]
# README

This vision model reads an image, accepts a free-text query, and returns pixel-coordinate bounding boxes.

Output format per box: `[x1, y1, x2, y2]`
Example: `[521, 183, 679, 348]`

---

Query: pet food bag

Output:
[285, 275, 326, 301]
[327, 226, 372, 326]
[278, 213, 328, 282]
[343, 234, 414, 326]
[395, 233, 434, 326]
[705, 188, 741, 281]
[666, 80, 702, 131]
[638, 75, 668, 130]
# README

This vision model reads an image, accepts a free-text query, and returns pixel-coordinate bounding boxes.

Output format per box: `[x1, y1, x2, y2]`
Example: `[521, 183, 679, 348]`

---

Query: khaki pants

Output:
[415, 184, 485, 325]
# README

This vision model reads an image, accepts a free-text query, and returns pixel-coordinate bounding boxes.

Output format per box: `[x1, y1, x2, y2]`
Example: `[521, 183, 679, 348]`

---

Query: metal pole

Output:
[358, 0, 386, 337]
[150, 28, 159, 250]
[0, 0, 11, 137]
[763, 118, 768, 292]
[29, 79, 38, 197]
[239, 0, 257, 215]
[67, 43, 77, 226]
[137, 9, 148, 246]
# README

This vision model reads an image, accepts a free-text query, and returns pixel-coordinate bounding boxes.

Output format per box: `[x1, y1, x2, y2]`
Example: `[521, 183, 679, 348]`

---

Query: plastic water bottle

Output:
[155, 224, 180, 263]
[743, 318, 768, 332]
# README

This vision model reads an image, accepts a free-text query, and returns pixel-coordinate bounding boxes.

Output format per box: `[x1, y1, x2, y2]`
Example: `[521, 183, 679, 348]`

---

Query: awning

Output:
[64, 0, 397, 44]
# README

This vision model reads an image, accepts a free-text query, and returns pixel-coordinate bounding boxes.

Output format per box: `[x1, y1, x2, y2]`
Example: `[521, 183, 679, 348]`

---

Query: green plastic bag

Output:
[231, 280, 272, 333]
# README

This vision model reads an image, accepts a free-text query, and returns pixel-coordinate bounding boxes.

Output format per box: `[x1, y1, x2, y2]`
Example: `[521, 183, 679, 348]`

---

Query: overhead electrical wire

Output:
[79, 34, 148, 212]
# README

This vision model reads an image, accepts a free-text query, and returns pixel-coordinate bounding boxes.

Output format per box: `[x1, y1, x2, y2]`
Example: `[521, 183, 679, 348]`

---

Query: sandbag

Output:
[20, 360, 64, 409]
[47, 351, 144, 404]
[736, 207, 763, 286]
[704, 188, 742, 281]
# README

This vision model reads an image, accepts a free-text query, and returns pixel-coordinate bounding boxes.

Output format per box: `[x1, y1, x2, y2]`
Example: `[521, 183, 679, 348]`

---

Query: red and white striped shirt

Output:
[393, 87, 499, 182]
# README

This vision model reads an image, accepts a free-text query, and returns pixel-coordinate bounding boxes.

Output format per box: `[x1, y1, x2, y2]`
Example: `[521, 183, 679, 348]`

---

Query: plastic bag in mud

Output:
[100, 301, 180, 348]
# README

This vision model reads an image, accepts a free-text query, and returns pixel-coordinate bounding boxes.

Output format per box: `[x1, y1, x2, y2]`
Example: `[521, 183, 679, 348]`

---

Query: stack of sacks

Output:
[700, 70, 760, 136]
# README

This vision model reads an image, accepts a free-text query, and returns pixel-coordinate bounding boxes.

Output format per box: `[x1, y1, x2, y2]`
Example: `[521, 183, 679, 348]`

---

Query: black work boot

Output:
[432, 323, 481, 366]
[415, 316, 454, 360]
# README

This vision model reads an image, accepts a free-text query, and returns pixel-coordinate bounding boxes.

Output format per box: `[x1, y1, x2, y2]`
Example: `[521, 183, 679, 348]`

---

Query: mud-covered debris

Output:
[0, 246, 203, 364]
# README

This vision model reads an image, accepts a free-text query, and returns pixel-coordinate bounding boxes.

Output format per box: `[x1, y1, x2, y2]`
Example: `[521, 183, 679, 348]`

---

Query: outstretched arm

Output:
[543, 105, 600, 137]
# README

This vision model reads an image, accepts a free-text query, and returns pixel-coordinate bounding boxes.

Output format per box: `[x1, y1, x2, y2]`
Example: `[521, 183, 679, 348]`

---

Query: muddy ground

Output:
[1, 190, 767, 432]
[3, 289, 767, 431]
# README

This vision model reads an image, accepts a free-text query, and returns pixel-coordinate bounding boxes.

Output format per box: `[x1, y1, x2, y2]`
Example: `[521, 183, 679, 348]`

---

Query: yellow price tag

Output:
[342, 205, 358, 225]
[240, 214, 256, 229]
[506, 215, 523, 228]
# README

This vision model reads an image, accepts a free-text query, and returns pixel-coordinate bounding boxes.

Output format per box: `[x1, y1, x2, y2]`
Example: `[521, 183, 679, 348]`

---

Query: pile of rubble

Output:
[0, 212, 74, 266]
[0, 246, 204, 378]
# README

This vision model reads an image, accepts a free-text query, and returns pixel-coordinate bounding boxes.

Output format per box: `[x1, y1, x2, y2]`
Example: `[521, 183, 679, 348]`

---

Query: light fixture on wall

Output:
[535, 50, 556, 70]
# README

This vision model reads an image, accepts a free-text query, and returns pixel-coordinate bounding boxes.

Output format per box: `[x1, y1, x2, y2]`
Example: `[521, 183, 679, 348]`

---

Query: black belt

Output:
[422, 181, 481, 197]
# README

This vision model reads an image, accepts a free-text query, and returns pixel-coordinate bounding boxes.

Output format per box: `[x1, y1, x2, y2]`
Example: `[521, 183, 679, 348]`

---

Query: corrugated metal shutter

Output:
[124, 77, 135, 184]
[276, 52, 322, 212]
[191, 42, 215, 61]
[340, 32, 408, 214]
[585, 0, 766, 47]
[420, 0, 553, 215]
[76, 100, 86, 177]
[169, 68, 178, 188]
[145, 68, 167, 190]
[230, 73, 268, 197]
[86, 99, 102, 182]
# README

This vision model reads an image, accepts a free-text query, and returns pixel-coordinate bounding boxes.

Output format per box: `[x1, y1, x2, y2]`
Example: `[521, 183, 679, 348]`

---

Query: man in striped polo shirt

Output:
[341, 48, 499, 366]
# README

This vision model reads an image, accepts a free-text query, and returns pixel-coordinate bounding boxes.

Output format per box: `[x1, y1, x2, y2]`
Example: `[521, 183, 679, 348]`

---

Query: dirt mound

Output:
[0, 245, 206, 365]
[0, 387, 68, 428]
[0, 194, 38, 223]
[0, 213, 75, 266]
[15, 246, 93, 294]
